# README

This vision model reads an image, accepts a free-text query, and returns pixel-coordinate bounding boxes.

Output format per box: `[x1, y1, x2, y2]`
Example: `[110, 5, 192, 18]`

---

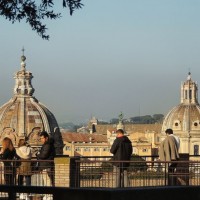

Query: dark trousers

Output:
[4, 166, 15, 185]
[18, 175, 31, 186]
[4, 174, 14, 185]
[168, 162, 177, 186]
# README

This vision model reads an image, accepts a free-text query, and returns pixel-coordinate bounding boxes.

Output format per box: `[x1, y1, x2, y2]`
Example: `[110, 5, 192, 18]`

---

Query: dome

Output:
[0, 52, 63, 154]
[162, 104, 200, 134]
[161, 72, 200, 155]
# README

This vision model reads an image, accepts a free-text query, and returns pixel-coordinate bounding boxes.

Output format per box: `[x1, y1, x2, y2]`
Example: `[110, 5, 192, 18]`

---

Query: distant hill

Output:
[58, 122, 82, 132]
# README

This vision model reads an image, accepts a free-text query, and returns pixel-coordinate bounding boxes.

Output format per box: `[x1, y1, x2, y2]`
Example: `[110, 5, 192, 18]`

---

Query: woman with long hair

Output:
[1, 137, 16, 185]
[16, 139, 32, 186]
[16, 139, 32, 200]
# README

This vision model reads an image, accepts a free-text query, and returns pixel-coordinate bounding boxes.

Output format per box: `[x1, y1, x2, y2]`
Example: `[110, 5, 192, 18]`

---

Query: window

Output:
[84, 147, 90, 152]
[65, 146, 71, 151]
[185, 90, 187, 99]
[156, 136, 160, 143]
[194, 145, 199, 155]
[94, 148, 100, 151]
[75, 147, 81, 151]
[189, 90, 192, 99]
[175, 123, 179, 126]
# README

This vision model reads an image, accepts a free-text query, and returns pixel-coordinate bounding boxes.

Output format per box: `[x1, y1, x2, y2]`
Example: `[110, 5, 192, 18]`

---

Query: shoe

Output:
[19, 193, 30, 200]
[43, 194, 53, 200]
[19, 193, 25, 199]
[25, 195, 30, 200]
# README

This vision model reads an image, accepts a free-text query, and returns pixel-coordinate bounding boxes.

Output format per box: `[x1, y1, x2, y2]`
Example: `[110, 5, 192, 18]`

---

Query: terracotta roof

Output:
[91, 124, 162, 134]
[62, 132, 107, 143]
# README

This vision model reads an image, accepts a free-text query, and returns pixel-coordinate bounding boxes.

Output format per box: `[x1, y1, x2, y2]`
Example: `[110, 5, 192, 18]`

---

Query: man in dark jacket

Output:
[110, 129, 132, 187]
[37, 131, 55, 189]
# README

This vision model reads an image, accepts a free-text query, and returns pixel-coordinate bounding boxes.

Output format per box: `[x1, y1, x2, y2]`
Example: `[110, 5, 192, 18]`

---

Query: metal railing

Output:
[74, 155, 200, 188]
[75, 160, 183, 188]
[0, 159, 55, 199]
[0, 155, 200, 199]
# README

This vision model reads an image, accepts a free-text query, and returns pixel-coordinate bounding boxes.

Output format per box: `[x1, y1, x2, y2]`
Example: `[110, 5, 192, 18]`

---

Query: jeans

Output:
[42, 168, 54, 186]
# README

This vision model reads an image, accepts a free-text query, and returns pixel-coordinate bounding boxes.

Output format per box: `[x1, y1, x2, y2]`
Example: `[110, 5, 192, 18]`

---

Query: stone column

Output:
[54, 157, 70, 187]
[54, 156, 80, 187]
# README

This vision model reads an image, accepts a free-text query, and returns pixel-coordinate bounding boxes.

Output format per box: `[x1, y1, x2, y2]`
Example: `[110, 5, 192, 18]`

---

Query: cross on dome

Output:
[20, 47, 26, 70]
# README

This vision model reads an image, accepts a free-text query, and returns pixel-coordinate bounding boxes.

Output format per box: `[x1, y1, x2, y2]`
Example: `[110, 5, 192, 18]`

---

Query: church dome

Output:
[161, 72, 200, 154]
[162, 72, 200, 134]
[0, 51, 63, 154]
[162, 104, 200, 134]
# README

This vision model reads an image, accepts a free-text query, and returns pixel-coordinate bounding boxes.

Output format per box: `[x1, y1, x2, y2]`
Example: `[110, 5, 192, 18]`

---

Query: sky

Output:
[1, 0, 200, 124]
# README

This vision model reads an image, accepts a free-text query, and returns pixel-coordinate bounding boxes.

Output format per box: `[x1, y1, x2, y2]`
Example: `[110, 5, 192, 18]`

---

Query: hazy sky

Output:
[1, 0, 200, 124]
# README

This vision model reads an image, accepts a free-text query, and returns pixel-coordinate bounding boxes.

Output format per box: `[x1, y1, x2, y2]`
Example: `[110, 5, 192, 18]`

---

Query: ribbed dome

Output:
[0, 51, 63, 154]
[162, 104, 200, 134]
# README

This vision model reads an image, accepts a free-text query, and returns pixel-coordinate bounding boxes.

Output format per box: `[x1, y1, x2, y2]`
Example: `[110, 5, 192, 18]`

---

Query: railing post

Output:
[176, 153, 189, 186]
[164, 163, 167, 186]
[69, 157, 80, 188]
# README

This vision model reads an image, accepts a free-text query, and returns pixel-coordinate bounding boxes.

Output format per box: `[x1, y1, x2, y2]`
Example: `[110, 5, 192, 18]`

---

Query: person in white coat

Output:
[16, 139, 32, 200]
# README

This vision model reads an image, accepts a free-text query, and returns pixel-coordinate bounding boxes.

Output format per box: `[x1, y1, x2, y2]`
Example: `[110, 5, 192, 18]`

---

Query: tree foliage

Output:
[129, 114, 164, 124]
[110, 118, 119, 124]
[129, 154, 148, 172]
[109, 114, 164, 124]
[0, 0, 83, 40]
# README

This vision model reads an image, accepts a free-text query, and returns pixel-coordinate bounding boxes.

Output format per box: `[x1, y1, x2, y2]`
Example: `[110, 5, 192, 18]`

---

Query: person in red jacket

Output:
[110, 129, 132, 187]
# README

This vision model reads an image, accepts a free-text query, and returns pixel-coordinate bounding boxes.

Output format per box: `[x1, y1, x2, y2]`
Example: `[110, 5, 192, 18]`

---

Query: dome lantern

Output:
[162, 72, 200, 155]
[181, 72, 198, 104]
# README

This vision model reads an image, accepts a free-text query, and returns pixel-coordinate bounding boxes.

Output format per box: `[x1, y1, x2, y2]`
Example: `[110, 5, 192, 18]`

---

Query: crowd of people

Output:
[0, 131, 55, 200]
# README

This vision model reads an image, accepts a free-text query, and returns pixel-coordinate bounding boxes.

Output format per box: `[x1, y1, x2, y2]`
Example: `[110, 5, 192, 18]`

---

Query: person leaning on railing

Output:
[16, 139, 32, 185]
[110, 129, 133, 188]
[0, 137, 16, 185]
[36, 131, 55, 189]
[159, 128, 180, 186]
[16, 138, 32, 200]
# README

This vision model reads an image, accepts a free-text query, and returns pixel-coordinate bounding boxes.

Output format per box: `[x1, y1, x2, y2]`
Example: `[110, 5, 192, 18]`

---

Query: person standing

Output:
[37, 131, 55, 188]
[110, 129, 132, 187]
[16, 139, 32, 200]
[159, 128, 180, 185]
[1, 137, 16, 185]
[16, 139, 32, 186]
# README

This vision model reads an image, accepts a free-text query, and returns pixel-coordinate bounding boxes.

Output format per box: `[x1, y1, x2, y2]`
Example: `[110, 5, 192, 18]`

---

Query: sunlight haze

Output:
[0, 0, 200, 124]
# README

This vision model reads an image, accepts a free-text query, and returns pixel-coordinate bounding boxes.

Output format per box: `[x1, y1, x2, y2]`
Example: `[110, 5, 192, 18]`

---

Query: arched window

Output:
[189, 89, 192, 99]
[194, 145, 199, 155]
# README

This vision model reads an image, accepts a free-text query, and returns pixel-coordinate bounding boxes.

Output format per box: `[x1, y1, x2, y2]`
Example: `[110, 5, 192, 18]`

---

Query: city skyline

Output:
[1, 1, 200, 124]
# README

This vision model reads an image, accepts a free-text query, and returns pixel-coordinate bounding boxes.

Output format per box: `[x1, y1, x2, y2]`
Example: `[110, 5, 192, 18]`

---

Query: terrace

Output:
[0, 154, 199, 200]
